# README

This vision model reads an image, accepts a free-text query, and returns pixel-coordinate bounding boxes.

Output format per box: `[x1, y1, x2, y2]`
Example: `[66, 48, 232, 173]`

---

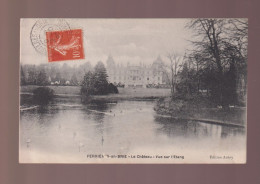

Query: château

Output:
[106, 55, 167, 88]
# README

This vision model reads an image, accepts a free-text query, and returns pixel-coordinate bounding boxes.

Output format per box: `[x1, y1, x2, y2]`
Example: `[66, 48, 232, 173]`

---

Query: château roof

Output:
[106, 54, 115, 66]
[153, 55, 163, 64]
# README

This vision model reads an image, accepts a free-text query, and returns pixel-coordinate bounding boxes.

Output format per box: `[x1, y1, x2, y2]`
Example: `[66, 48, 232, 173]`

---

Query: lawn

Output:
[20, 85, 171, 98]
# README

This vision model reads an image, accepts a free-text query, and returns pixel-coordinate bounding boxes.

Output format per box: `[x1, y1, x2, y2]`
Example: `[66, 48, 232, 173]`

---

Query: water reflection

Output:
[20, 95, 246, 162]
[154, 116, 245, 140]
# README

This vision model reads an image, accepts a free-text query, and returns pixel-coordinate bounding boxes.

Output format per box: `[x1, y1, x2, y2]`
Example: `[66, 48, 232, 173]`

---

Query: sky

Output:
[20, 19, 193, 66]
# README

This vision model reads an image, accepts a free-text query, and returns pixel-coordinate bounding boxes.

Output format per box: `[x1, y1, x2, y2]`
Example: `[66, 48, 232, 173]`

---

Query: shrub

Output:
[33, 87, 54, 104]
[107, 83, 119, 94]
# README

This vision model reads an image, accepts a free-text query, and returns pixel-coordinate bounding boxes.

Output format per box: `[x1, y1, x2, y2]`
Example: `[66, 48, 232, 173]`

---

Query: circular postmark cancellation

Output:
[30, 19, 70, 54]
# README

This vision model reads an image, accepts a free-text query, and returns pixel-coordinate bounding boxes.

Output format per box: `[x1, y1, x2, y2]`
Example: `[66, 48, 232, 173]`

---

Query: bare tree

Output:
[186, 18, 248, 106]
[227, 19, 248, 78]
[163, 51, 184, 97]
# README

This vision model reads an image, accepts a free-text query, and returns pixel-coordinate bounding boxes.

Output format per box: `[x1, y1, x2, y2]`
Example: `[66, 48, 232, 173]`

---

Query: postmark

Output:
[30, 19, 70, 54]
[46, 29, 84, 62]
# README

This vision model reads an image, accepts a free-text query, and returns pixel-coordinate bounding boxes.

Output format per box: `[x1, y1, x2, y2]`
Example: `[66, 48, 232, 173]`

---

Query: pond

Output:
[20, 95, 246, 163]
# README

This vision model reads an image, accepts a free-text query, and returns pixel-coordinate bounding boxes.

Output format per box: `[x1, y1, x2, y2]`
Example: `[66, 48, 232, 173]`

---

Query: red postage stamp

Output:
[46, 29, 84, 62]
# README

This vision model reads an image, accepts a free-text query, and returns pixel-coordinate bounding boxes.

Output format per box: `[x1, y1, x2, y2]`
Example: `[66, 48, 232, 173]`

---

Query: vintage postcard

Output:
[19, 18, 247, 163]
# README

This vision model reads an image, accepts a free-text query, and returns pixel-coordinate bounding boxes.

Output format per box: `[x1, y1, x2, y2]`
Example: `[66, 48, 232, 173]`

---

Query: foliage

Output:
[36, 69, 48, 86]
[81, 71, 94, 96]
[162, 52, 184, 97]
[155, 96, 246, 124]
[20, 62, 93, 86]
[107, 83, 119, 94]
[70, 73, 78, 85]
[23, 65, 49, 86]
[92, 61, 109, 95]
[176, 62, 197, 95]
[20, 66, 26, 85]
[27, 65, 37, 85]
[185, 18, 247, 106]
[155, 95, 216, 118]
[81, 61, 119, 97]
[32, 87, 54, 105]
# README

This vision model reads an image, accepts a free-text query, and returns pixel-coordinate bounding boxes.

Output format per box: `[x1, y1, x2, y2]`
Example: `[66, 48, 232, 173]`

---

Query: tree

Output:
[36, 68, 48, 86]
[81, 71, 94, 96]
[186, 52, 206, 93]
[49, 64, 59, 80]
[226, 19, 248, 93]
[27, 65, 37, 85]
[81, 61, 118, 98]
[61, 63, 71, 81]
[186, 18, 248, 106]
[70, 73, 78, 85]
[227, 19, 248, 58]
[92, 61, 109, 95]
[187, 19, 225, 102]
[55, 72, 61, 82]
[20, 66, 26, 85]
[177, 62, 197, 96]
[107, 83, 119, 94]
[33, 87, 54, 105]
[164, 52, 184, 98]
[77, 62, 93, 83]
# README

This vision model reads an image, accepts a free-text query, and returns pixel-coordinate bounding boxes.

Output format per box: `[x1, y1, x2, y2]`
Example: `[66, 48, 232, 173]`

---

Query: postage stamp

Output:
[30, 19, 70, 54]
[46, 29, 84, 62]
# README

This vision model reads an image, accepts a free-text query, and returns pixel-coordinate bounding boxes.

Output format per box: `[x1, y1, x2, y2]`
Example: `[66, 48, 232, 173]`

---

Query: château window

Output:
[147, 78, 149, 80]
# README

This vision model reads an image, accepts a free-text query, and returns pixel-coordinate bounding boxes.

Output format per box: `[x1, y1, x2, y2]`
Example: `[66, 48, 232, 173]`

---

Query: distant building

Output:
[65, 81, 70, 85]
[106, 55, 166, 88]
[54, 81, 60, 85]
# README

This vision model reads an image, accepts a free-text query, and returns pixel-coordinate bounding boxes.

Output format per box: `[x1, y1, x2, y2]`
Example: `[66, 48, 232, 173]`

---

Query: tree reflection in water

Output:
[81, 100, 118, 147]
[154, 116, 245, 140]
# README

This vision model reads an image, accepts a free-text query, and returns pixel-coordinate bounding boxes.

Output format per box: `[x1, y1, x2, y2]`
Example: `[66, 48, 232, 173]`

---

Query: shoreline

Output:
[155, 114, 245, 128]
[20, 92, 163, 101]
[154, 97, 246, 127]
[20, 86, 246, 127]
[20, 93, 246, 128]
[20, 85, 171, 100]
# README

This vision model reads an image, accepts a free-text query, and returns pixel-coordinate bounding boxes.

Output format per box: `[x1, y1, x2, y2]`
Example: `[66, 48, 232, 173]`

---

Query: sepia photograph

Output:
[19, 18, 247, 163]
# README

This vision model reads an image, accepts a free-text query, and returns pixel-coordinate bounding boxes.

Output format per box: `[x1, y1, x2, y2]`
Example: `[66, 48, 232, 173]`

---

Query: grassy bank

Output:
[20, 85, 171, 99]
[21, 85, 81, 95]
[155, 96, 246, 126]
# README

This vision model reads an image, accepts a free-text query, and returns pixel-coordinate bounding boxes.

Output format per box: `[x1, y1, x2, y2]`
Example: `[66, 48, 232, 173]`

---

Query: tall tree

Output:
[186, 18, 248, 106]
[164, 52, 184, 97]
[81, 71, 94, 96]
[27, 65, 37, 85]
[227, 19, 248, 91]
[81, 61, 110, 96]
[55, 72, 61, 82]
[36, 68, 48, 86]
[80, 62, 117, 98]
[20, 66, 26, 85]
[70, 73, 78, 85]
[93, 61, 109, 95]
[177, 62, 197, 96]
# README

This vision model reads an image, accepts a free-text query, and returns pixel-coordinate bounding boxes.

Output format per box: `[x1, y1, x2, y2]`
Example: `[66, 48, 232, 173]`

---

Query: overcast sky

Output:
[20, 19, 193, 66]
